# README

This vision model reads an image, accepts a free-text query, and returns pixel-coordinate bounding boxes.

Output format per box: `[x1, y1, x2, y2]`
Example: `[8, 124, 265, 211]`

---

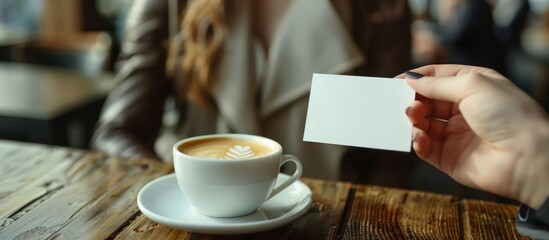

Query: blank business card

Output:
[304, 73, 415, 152]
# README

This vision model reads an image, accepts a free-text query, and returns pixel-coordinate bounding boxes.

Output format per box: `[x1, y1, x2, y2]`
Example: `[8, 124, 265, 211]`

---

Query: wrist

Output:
[516, 118, 549, 209]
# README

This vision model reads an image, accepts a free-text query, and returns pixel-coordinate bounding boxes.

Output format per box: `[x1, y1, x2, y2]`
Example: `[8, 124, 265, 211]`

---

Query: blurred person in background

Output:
[409, 0, 506, 73]
[92, 0, 414, 184]
[435, 0, 506, 73]
[500, 0, 549, 110]
[492, 0, 530, 47]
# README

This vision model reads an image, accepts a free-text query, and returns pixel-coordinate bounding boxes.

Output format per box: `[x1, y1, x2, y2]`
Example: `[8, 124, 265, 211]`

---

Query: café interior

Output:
[1, 0, 549, 205]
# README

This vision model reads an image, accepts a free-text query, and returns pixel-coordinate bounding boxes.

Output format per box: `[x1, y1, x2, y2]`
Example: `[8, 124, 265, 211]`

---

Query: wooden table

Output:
[0, 140, 529, 239]
[0, 62, 114, 148]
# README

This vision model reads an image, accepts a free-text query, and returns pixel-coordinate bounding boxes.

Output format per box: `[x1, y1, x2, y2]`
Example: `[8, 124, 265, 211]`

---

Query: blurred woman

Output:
[92, 0, 412, 181]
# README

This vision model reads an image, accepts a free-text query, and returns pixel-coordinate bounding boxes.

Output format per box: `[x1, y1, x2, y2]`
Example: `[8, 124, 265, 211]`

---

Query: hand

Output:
[401, 64, 549, 209]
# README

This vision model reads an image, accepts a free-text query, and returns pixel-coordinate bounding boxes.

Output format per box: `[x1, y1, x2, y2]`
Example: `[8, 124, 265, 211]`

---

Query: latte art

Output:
[224, 145, 255, 160]
[179, 137, 277, 160]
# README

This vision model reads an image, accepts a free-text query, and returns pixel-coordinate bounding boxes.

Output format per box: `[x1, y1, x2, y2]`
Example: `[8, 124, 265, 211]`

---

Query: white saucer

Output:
[137, 173, 313, 234]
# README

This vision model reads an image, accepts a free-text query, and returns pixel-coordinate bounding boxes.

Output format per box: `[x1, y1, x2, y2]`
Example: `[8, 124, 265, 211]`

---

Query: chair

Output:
[13, 31, 112, 77]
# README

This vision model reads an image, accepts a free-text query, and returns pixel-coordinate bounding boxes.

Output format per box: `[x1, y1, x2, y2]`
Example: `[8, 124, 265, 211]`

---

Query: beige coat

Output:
[93, 0, 412, 180]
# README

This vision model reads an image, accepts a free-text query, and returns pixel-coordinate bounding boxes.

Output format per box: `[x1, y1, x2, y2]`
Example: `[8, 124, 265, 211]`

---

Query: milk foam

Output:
[181, 138, 275, 160]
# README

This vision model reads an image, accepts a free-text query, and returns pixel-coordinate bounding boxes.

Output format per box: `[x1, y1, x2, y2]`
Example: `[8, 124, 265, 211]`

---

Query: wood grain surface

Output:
[0, 140, 529, 239]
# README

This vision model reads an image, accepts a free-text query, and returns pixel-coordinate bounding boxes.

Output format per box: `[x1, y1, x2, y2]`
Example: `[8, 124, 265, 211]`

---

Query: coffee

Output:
[173, 133, 303, 217]
[178, 137, 277, 160]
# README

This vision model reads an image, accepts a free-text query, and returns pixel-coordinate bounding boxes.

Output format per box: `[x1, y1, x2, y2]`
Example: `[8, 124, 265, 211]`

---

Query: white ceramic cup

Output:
[173, 134, 303, 218]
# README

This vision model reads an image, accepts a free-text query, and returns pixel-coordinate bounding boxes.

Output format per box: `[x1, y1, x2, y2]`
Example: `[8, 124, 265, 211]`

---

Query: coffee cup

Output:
[173, 134, 303, 218]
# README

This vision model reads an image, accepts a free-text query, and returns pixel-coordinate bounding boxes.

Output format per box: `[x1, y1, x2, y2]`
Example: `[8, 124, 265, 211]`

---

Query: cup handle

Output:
[267, 154, 303, 200]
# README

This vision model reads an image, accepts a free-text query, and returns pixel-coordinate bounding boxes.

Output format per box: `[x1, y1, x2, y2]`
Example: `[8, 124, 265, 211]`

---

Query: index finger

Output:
[404, 65, 503, 104]
[405, 64, 503, 79]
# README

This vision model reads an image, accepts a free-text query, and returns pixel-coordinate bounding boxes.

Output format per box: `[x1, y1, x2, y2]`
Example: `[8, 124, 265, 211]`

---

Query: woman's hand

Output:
[402, 64, 549, 209]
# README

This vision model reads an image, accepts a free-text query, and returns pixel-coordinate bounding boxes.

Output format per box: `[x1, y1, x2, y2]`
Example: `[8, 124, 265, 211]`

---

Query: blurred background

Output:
[0, 0, 548, 201]
[410, 0, 549, 109]
[0, 0, 129, 70]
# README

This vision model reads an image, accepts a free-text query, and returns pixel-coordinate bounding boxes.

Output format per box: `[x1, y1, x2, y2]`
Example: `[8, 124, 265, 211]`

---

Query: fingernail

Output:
[405, 71, 424, 79]
[405, 107, 411, 116]
[413, 133, 420, 142]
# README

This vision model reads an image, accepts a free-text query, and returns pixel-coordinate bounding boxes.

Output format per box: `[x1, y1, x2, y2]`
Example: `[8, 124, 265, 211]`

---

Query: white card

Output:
[303, 74, 415, 152]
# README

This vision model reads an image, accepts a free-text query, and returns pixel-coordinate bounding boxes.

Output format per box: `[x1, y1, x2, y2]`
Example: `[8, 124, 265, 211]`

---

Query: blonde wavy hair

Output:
[168, 0, 226, 108]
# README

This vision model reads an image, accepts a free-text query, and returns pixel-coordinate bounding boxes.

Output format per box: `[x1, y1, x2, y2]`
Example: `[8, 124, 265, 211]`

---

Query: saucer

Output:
[137, 173, 313, 234]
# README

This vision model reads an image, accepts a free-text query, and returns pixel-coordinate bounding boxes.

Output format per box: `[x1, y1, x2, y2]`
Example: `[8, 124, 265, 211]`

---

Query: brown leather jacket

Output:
[92, 0, 411, 167]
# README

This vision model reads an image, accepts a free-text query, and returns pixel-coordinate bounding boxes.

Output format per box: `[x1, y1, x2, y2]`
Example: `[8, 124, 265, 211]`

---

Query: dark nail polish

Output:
[405, 71, 424, 79]
[405, 107, 411, 116]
